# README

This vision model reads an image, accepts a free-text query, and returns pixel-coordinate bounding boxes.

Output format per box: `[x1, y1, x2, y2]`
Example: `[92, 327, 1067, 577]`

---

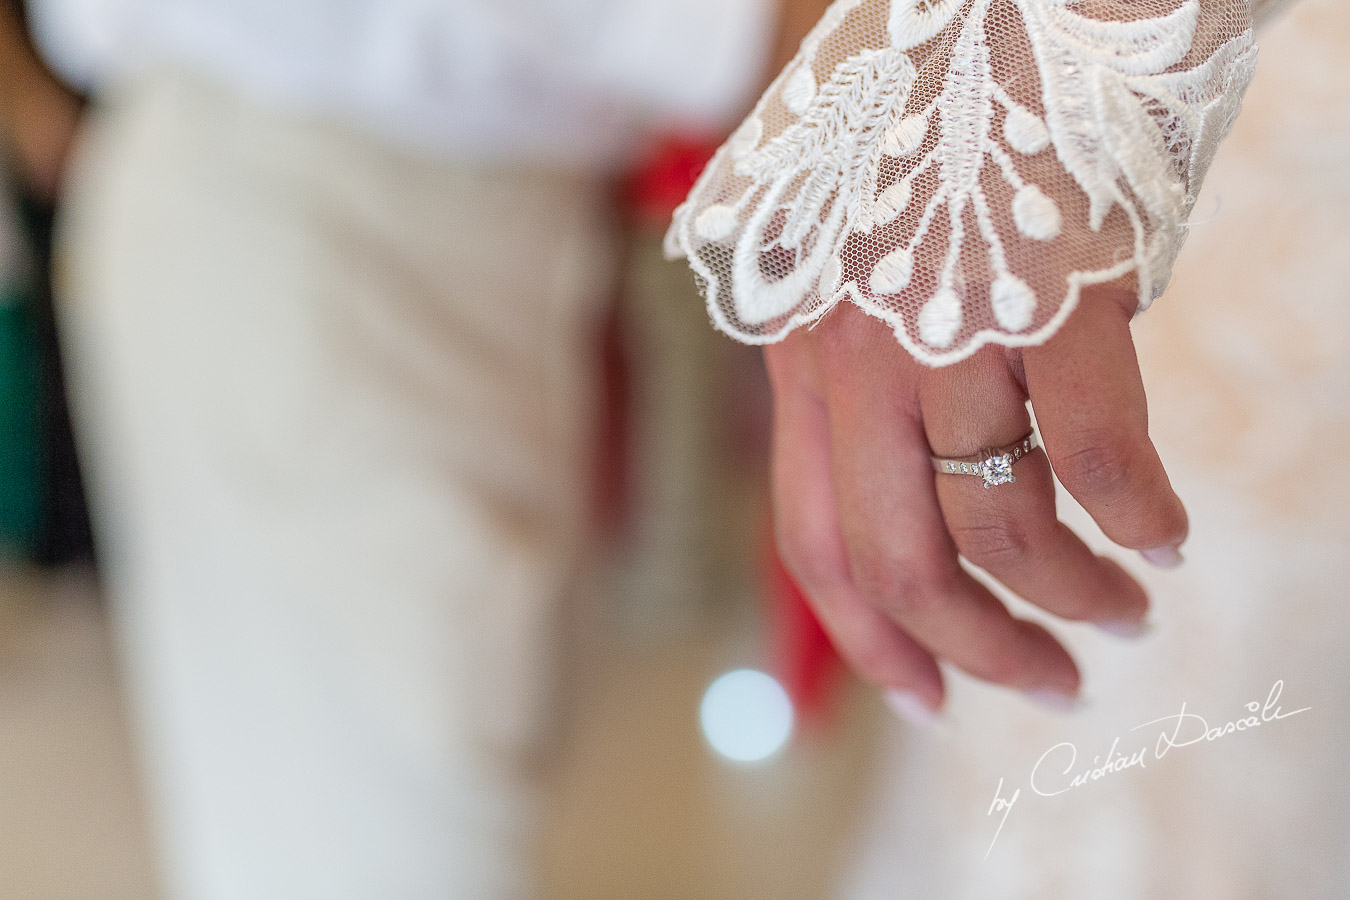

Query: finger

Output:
[1023, 290, 1189, 561]
[808, 307, 1081, 701]
[919, 347, 1150, 629]
[765, 337, 947, 715]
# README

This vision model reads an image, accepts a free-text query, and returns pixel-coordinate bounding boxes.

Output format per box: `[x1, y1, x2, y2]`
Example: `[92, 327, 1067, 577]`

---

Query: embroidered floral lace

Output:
[667, 0, 1291, 366]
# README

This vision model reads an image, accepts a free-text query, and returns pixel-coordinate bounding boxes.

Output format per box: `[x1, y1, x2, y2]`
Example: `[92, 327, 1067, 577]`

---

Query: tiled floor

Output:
[0, 566, 879, 900]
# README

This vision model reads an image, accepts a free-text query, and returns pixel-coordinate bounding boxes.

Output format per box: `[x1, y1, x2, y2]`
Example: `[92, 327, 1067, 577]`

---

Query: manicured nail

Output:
[884, 690, 943, 731]
[1096, 618, 1155, 640]
[1141, 545, 1184, 569]
[1024, 687, 1088, 714]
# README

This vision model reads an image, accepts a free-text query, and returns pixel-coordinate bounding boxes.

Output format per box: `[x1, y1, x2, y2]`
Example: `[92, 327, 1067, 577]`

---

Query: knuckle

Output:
[848, 638, 904, 686]
[850, 550, 919, 607]
[1054, 433, 1138, 497]
[886, 582, 945, 621]
[775, 529, 839, 596]
[949, 515, 1040, 568]
[850, 550, 945, 619]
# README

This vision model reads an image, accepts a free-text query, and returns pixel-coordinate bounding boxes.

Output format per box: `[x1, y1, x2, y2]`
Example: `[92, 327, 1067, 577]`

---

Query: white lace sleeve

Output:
[666, 0, 1281, 366]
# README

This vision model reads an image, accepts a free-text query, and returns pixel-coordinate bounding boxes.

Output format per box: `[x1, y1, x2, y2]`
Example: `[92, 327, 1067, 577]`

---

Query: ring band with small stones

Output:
[931, 432, 1038, 489]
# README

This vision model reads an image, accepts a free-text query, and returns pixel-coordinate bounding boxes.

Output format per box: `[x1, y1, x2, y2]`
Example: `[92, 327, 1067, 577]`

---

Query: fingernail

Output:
[884, 690, 943, 731]
[1141, 545, 1184, 569]
[1096, 618, 1155, 640]
[1024, 687, 1088, 714]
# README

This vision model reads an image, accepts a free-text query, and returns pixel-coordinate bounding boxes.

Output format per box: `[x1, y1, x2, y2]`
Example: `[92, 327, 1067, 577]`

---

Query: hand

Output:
[5, 82, 80, 202]
[764, 285, 1188, 718]
[0, 7, 80, 202]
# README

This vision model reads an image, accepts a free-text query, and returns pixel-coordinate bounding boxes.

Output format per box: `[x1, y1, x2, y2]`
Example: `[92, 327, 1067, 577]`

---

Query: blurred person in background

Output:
[5, 0, 826, 897]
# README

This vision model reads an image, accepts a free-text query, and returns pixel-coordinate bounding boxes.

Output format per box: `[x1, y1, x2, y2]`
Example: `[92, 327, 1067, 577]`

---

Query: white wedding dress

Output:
[837, 3, 1350, 897]
[671, 0, 1347, 895]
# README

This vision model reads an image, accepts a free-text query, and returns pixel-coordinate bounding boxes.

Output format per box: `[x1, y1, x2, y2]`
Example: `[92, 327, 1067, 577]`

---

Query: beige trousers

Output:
[56, 69, 613, 899]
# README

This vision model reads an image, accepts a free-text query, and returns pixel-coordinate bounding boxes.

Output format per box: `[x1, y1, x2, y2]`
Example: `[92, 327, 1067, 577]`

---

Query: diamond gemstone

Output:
[979, 453, 1015, 487]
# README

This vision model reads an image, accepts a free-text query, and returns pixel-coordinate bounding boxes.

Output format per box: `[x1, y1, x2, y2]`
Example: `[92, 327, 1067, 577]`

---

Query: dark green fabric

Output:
[0, 278, 42, 555]
[13, 190, 95, 567]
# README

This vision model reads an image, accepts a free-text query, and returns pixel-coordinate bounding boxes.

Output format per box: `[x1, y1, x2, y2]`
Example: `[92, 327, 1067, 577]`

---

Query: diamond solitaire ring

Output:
[931, 432, 1038, 488]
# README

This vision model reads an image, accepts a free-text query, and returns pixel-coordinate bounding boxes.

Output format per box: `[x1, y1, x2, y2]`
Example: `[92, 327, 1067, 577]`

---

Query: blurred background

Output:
[0, 173, 887, 900]
[0, 1, 898, 897]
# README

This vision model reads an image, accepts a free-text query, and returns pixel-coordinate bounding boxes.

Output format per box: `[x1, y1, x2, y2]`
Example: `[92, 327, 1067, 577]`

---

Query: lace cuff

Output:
[666, 0, 1272, 366]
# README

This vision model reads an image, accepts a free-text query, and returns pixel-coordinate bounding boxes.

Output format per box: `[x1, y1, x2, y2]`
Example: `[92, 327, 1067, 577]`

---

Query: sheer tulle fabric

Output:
[667, 0, 1264, 366]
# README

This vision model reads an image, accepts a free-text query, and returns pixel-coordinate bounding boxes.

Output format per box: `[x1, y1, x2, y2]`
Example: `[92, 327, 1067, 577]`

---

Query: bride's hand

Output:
[668, 0, 1263, 720]
[765, 283, 1188, 718]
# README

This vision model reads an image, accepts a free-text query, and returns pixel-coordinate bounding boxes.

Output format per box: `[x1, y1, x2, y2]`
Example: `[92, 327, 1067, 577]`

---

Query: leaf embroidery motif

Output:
[667, 0, 1260, 366]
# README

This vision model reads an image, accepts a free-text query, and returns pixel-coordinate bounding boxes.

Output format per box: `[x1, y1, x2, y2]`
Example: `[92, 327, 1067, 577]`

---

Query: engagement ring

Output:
[931, 432, 1038, 488]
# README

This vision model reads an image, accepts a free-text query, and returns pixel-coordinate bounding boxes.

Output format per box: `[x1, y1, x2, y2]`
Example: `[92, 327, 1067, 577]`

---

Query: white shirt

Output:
[29, 0, 776, 169]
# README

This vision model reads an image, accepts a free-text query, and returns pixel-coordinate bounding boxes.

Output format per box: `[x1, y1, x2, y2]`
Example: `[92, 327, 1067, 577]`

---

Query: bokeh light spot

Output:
[699, 668, 794, 764]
